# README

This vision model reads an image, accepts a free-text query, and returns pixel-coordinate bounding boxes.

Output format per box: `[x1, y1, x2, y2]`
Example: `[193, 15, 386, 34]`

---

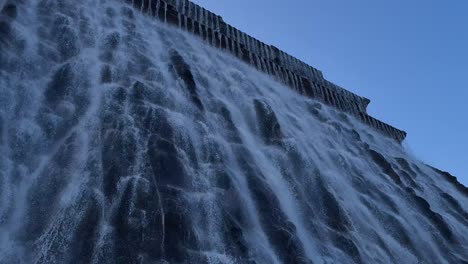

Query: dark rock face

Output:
[169, 49, 204, 110]
[253, 99, 283, 145]
[1, 3, 17, 19]
[0, 1, 467, 264]
[369, 148, 402, 185]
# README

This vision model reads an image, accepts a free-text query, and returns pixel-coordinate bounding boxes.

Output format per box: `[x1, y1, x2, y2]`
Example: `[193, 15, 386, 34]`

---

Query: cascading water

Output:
[0, 1, 467, 263]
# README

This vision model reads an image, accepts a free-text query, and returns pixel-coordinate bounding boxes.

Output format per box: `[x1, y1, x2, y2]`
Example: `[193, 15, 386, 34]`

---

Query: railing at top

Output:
[126, 0, 407, 143]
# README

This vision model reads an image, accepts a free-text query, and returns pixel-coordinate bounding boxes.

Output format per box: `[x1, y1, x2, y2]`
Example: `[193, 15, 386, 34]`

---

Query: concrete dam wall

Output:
[126, 0, 407, 143]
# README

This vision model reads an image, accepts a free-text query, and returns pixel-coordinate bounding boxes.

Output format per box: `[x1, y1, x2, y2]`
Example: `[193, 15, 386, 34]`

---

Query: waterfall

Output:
[0, 0, 467, 263]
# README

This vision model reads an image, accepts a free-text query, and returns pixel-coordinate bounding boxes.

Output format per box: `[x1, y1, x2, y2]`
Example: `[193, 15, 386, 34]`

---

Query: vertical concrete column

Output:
[244, 34, 250, 52]
[392, 129, 399, 142]
[276, 64, 284, 80]
[240, 31, 246, 46]
[259, 57, 266, 73]
[248, 37, 255, 64]
[188, 1, 194, 20]
[199, 7, 205, 25]
[289, 72, 296, 91]
[265, 45, 272, 61]
[228, 26, 235, 54]
[207, 9, 212, 27]
[247, 37, 253, 54]
[277, 50, 284, 65]
[287, 54, 294, 69]
[252, 38, 258, 55]
[320, 85, 326, 101]
[199, 6, 206, 25]
[248, 36, 254, 54]
[211, 12, 216, 29]
[264, 45, 272, 61]
[400, 131, 406, 142]
[237, 31, 243, 45]
[310, 66, 317, 80]
[273, 64, 280, 80]
[293, 57, 299, 72]
[282, 53, 289, 67]
[336, 94, 344, 111]
[254, 39, 259, 56]
[331, 92, 339, 109]
[265, 54, 273, 74]
[282, 68, 289, 86]
[270, 62, 279, 79]
[326, 88, 333, 104]
[263, 42, 270, 60]
[183, 0, 189, 15]
[187, 1, 194, 18]
[342, 95, 351, 113]
[292, 72, 299, 91]
[316, 68, 323, 80]
[258, 42, 265, 59]
[275, 64, 282, 80]
[310, 67, 317, 80]
[285, 70, 292, 88]
[374, 118, 384, 132]
[304, 65, 312, 79]
[374, 119, 382, 131]
[280, 51, 288, 66]
[209, 11, 215, 29]
[217, 16, 223, 32]
[257, 40, 263, 58]
[383, 124, 391, 136]
[193, 4, 199, 22]
[377, 120, 384, 132]
[292, 73, 300, 92]
[322, 86, 328, 103]
[206, 10, 212, 26]
[284, 53, 291, 67]
[363, 115, 371, 127]
[291, 57, 297, 73]
[264, 59, 271, 75]
[197, 3, 203, 23]
[309, 81, 317, 98]
[296, 75, 304, 94]
[391, 130, 397, 142]
[312, 82, 319, 99]
[259, 57, 266, 72]
[175, 0, 181, 12]
[286, 70, 292, 88]
[208, 9, 213, 27]
[253, 38, 259, 55]
[270, 63, 276, 78]
[213, 15, 221, 47]
[298, 61, 307, 77]
[335, 94, 344, 111]
[165, 0, 176, 6]
[370, 117, 378, 131]
[324, 86, 331, 104]
[257, 40, 262, 57]
[234, 28, 240, 56]
[256, 56, 262, 72]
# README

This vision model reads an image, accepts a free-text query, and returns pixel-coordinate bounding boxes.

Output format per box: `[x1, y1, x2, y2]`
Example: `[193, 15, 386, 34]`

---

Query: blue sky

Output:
[192, 0, 468, 186]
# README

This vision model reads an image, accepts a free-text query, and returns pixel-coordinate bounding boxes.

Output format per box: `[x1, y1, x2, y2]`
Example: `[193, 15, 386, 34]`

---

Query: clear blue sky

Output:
[192, 0, 468, 186]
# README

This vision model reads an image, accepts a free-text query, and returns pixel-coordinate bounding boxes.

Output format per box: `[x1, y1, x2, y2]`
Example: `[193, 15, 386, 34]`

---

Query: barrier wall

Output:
[126, 0, 407, 143]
